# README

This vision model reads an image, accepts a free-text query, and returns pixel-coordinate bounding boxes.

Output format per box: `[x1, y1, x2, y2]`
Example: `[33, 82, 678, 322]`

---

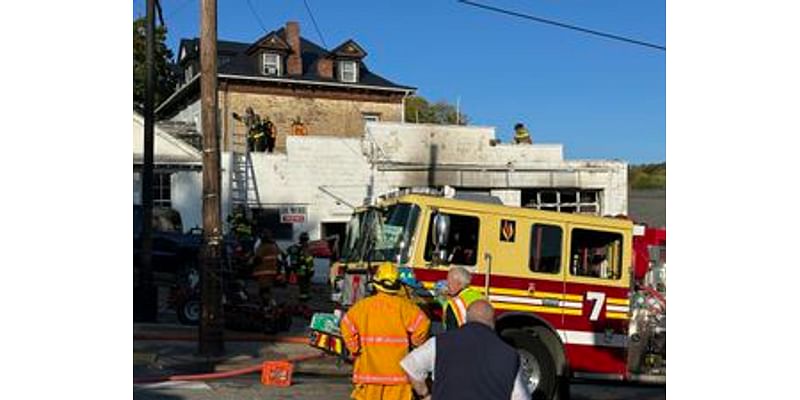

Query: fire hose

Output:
[134, 334, 325, 384]
[133, 352, 326, 384]
[134, 333, 309, 344]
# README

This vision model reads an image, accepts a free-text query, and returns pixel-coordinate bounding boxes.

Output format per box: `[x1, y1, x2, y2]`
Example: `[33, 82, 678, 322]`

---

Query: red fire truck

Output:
[316, 190, 666, 399]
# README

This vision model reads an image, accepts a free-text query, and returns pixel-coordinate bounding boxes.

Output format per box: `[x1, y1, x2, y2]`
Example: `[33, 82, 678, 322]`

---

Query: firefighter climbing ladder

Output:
[229, 124, 261, 218]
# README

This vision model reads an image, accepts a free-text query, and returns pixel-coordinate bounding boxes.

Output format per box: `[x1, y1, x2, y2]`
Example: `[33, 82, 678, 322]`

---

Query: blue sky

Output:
[133, 0, 665, 164]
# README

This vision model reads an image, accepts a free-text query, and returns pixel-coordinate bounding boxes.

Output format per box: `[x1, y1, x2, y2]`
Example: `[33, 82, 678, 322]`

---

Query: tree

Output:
[629, 162, 666, 189]
[133, 17, 178, 111]
[404, 95, 469, 125]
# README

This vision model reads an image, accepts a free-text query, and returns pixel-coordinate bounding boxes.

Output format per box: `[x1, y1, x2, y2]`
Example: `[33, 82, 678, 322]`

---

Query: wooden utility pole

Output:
[135, 0, 157, 322]
[199, 0, 224, 356]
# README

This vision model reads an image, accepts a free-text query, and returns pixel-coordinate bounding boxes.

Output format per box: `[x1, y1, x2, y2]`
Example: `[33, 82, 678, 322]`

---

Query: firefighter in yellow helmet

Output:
[340, 263, 431, 400]
[513, 122, 532, 144]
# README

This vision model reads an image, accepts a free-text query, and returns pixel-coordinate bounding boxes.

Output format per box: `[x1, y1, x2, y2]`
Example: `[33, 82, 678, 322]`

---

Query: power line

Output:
[245, 0, 268, 33]
[458, 0, 665, 52]
[303, 0, 328, 48]
[155, 0, 164, 26]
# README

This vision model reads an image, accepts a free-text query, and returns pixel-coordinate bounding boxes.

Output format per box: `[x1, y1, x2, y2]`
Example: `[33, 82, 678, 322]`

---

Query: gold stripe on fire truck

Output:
[420, 282, 583, 302]
[605, 312, 629, 320]
[493, 301, 583, 316]
[421, 282, 630, 311]
[606, 298, 631, 306]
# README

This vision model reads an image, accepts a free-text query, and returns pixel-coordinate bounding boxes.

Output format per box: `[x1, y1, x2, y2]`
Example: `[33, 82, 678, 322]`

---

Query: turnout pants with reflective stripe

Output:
[351, 383, 413, 400]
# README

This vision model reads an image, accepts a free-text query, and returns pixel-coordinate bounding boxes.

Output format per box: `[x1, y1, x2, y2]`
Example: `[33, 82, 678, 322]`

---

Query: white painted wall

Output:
[365, 121, 564, 165]
[218, 123, 628, 244]
[221, 137, 376, 242]
[491, 189, 522, 207]
[132, 170, 203, 232]
[171, 171, 203, 230]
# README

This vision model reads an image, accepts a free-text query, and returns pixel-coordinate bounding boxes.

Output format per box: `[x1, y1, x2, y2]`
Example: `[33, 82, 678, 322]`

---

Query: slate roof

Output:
[177, 28, 414, 91]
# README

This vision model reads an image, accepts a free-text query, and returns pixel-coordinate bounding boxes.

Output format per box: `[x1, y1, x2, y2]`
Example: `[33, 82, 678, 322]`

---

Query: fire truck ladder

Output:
[229, 125, 261, 218]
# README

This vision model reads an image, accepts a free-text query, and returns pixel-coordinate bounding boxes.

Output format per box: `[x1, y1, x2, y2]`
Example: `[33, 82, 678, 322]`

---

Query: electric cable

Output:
[458, 0, 665, 52]
[303, 0, 328, 48]
[246, 0, 269, 34]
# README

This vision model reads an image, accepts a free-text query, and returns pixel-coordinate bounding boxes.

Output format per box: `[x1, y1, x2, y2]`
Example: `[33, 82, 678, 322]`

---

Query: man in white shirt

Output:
[399, 300, 531, 400]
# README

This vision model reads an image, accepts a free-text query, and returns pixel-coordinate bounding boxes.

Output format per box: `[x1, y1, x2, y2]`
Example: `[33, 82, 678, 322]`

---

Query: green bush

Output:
[629, 163, 666, 189]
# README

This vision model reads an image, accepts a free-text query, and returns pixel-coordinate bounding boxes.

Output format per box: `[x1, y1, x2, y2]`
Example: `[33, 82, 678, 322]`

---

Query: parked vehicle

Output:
[327, 189, 666, 400]
[133, 205, 202, 277]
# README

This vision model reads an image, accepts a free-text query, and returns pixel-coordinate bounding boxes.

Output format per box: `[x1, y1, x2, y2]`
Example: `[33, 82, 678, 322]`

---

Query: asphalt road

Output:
[139, 283, 665, 400]
[134, 371, 665, 400]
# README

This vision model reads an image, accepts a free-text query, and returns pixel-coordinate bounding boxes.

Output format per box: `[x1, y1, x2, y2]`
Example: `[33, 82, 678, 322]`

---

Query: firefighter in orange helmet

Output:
[340, 262, 431, 400]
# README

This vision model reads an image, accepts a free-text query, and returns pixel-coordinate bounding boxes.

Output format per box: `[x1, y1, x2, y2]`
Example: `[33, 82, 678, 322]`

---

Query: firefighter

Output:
[340, 262, 431, 400]
[286, 232, 314, 301]
[250, 229, 281, 304]
[251, 117, 267, 152]
[513, 122, 532, 144]
[441, 267, 484, 331]
[263, 116, 277, 153]
[233, 107, 261, 152]
[227, 209, 253, 241]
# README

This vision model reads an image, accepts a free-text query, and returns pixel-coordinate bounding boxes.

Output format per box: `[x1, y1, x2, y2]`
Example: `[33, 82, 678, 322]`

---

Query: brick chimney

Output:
[285, 21, 303, 76]
[316, 57, 333, 79]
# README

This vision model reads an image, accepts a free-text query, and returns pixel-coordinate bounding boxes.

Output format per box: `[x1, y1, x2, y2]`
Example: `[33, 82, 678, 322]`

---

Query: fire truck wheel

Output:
[502, 328, 557, 400]
[176, 297, 201, 325]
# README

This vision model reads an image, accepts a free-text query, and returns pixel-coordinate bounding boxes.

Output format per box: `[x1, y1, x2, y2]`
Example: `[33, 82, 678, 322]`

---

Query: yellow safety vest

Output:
[444, 287, 485, 328]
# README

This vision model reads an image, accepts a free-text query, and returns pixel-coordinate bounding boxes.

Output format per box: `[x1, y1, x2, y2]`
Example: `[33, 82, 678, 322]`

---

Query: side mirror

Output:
[432, 213, 450, 248]
[431, 213, 450, 266]
[395, 239, 406, 265]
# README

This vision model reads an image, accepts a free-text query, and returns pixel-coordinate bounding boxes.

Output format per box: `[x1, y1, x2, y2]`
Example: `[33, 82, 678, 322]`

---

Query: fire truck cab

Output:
[328, 190, 666, 399]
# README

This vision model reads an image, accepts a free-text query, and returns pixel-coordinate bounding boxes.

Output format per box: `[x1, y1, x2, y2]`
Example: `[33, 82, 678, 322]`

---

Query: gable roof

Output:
[330, 39, 367, 59]
[246, 30, 291, 54]
[133, 112, 201, 166]
[176, 29, 414, 91]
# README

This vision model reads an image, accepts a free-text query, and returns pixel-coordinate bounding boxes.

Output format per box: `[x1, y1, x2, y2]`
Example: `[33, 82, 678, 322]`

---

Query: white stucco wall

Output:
[217, 123, 628, 243]
[171, 171, 203, 230]
[133, 170, 203, 232]
[365, 121, 564, 165]
[221, 137, 378, 242]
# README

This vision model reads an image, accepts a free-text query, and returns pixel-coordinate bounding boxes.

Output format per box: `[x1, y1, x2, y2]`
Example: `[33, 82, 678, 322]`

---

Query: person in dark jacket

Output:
[400, 300, 530, 400]
[249, 229, 282, 303]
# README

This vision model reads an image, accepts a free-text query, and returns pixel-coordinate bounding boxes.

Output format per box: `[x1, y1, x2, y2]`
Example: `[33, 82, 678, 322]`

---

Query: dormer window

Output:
[184, 65, 194, 83]
[339, 60, 358, 83]
[262, 52, 282, 76]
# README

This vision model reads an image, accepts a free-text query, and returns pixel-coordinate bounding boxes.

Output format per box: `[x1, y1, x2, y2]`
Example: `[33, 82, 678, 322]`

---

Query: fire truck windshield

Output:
[341, 211, 364, 262]
[367, 203, 420, 264]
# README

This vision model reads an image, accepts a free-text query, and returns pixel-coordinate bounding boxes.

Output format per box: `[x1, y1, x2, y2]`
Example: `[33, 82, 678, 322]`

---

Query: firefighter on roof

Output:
[513, 122, 532, 144]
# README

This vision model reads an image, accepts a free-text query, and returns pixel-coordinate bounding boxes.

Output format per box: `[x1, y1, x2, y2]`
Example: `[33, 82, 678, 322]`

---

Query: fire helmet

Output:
[372, 262, 402, 294]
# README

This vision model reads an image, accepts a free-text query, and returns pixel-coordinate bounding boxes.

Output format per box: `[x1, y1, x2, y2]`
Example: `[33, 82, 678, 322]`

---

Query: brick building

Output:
[155, 20, 414, 152]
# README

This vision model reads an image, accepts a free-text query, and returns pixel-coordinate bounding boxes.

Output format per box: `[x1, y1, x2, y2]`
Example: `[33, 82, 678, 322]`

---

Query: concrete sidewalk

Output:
[133, 321, 352, 379]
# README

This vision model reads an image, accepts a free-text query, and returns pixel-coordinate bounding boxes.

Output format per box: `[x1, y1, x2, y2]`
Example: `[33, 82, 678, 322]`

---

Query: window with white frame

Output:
[361, 112, 381, 123]
[154, 172, 172, 207]
[184, 64, 194, 83]
[522, 189, 601, 215]
[262, 53, 282, 76]
[339, 60, 358, 83]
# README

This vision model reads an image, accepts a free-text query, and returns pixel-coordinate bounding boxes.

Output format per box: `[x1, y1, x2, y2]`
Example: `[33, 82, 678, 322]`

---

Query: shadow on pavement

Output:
[133, 387, 187, 400]
[570, 381, 666, 400]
